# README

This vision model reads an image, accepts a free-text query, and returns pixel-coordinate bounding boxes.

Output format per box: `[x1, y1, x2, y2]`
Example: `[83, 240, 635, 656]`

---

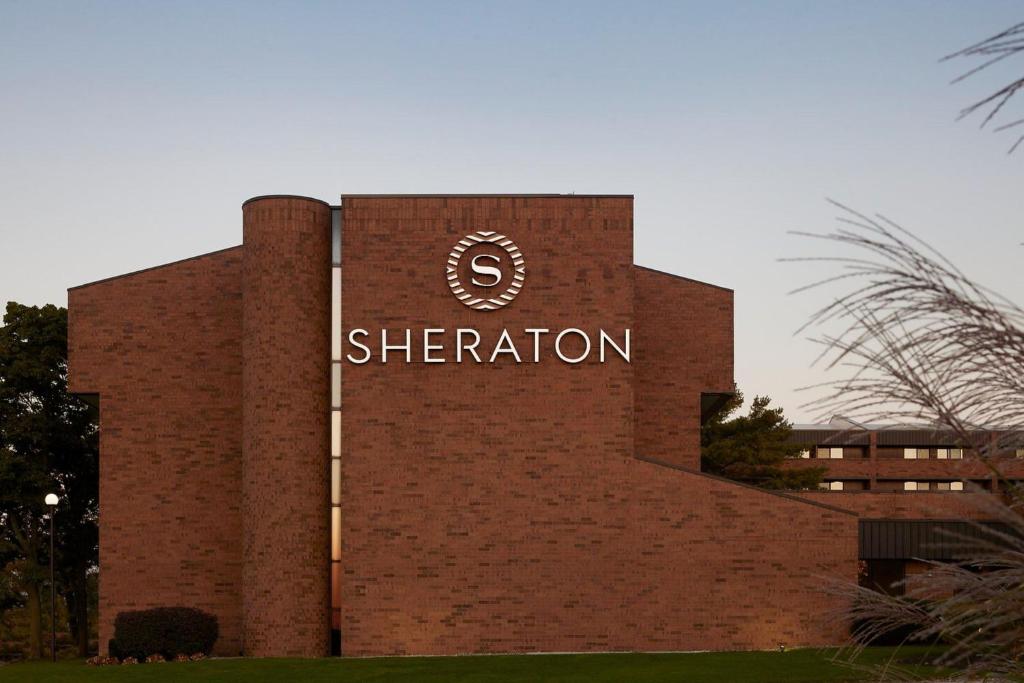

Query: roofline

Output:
[339, 193, 634, 199]
[793, 425, 1015, 432]
[68, 245, 243, 292]
[862, 518, 1010, 524]
[634, 264, 733, 293]
[242, 194, 330, 208]
[635, 454, 858, 516]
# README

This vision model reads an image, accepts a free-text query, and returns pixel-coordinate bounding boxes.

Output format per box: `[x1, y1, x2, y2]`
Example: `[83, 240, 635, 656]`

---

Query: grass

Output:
[0, 647, 945, 682]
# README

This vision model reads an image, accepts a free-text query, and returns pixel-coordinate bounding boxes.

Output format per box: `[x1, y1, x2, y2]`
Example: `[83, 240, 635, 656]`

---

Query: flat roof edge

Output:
[340, 193, 634, 199]
[68, 245, 243, 292]
[242, 194, 331, 207]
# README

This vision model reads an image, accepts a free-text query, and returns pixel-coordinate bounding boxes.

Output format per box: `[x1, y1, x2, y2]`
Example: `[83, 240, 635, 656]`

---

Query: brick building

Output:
[785, 418, 1024, 595]
[69, 194, 858, 658]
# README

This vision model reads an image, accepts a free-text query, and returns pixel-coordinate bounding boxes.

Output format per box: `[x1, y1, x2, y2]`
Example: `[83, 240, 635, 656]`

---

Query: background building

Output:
[785, 418, 1023, 594]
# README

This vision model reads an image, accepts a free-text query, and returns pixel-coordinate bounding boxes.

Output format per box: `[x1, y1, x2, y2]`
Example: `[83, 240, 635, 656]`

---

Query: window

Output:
[950, 448, 963, 460]
[799, 449, 810, 459]
[816, 447, 830, 459]
[1016, 449, 1024, 459]
[917, 448, 930, 459]
[951, 481, 964, 491]
[904, 481, 917, 491]
[904, 448, 917, 459]
[935, 482, 950, 491]
[329, 207, 342, 649]
[819, 481, 844, 491]
[936, 448, 948, 459]
[831, 448, 843, 459]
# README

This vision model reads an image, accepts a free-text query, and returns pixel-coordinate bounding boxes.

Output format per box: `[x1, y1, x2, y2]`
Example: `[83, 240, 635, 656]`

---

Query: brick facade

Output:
[68, 248, 245, 656]
[634, 267, 733, 469]
[68, 193, 858, 658]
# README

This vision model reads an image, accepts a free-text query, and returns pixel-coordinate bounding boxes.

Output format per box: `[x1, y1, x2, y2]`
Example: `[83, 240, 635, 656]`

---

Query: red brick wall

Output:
[634, 267, 733, 469]
[241, 196, 331, 657]
[795, 491, 999, 520]
[338, 196, 637, 656]
[338, 196, 854, 656]
[630, 462, 856, 651]
[67, 248, 244, 656]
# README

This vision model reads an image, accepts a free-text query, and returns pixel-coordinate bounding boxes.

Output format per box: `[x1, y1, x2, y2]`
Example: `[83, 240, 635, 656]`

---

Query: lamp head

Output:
[44, 493, 59, 507]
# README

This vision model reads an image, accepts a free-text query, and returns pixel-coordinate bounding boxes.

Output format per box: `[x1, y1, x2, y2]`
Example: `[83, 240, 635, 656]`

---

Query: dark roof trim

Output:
[68, 245, 242, 292]
[635, 454, 858, 516]
[242, 194, 330, 208]
[340, 193, 633, 198]
[634, 264, 733, 293]
[790, 428, 1004, 447]
[865, 517, 998, 523]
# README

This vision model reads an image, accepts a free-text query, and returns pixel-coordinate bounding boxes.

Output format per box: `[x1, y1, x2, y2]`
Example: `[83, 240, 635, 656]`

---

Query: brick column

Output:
[242, 195, 331, 656]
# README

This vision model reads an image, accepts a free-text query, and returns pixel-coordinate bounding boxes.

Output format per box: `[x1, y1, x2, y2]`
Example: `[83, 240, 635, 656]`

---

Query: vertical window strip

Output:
[330, 207, 342, 649]
[332, 269, 341, 361]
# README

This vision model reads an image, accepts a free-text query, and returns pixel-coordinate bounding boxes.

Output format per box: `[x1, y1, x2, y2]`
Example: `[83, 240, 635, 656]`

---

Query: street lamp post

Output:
[44, 493, 59, 663]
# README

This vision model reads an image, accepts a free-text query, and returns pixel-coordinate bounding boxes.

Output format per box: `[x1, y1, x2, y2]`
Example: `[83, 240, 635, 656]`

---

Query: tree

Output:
[0, 302, 98, 658]
[701, 387, 825, 490]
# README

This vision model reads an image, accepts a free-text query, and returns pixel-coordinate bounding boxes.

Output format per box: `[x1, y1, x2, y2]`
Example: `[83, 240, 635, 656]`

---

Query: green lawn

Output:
[0, 647, 944, 682]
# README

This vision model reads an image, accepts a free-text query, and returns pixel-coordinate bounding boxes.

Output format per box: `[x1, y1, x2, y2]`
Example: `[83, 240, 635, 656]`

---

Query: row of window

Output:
[903, 481, 964, 491]
[800, 448, 842, 459]
[902, 448, 963, 460]
[818, 481, 965, 492]
[799, 447, 966, 460]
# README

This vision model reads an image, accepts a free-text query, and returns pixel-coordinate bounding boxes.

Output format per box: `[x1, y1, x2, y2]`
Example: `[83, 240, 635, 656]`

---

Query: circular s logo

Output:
[447, 231, 526, 311]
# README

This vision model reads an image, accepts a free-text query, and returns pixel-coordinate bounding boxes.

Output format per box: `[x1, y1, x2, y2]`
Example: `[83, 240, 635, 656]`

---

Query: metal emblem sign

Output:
[446, 231, 526, 311]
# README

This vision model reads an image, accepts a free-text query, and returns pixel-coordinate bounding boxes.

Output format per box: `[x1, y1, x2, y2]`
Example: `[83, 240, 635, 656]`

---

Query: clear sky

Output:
[2, 1, 1021, 421]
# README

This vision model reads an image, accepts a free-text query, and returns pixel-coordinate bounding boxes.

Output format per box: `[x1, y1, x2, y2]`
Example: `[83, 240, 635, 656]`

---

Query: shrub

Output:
[112, 607, 218, 660]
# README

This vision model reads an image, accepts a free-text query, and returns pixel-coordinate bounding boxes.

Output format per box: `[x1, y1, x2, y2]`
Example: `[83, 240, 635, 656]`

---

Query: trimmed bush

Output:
[111, 607, 218, 660]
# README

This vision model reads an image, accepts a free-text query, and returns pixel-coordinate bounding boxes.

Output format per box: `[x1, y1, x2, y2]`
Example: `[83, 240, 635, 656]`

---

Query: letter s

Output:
[346, 329, 371, 364]
[470, 254, 502, 287]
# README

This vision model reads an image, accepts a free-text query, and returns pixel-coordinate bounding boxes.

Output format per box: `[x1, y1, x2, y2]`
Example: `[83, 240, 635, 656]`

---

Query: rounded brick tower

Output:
[241, 195, 331, 656]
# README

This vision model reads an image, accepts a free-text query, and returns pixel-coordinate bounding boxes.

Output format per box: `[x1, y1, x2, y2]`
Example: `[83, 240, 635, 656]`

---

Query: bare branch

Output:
[796, 204, 1024, 678]
[944, 21, 1024, 152]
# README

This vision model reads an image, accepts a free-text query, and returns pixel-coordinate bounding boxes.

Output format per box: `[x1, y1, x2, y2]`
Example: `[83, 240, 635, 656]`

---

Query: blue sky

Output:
[2, 1, 1021, 420]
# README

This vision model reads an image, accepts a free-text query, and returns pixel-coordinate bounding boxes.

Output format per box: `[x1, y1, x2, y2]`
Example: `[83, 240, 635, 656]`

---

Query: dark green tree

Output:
[0, 302, 98, 658]
[701, 387, 824, 490]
